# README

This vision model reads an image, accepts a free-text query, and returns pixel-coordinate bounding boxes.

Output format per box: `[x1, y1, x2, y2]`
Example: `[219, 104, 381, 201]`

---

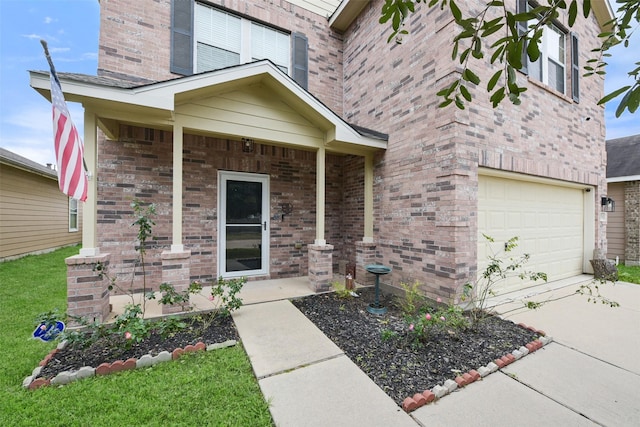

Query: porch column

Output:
[79, 110, 99, 256]
[163, 121, 191, 295]
[308, 146, 333, 291]
[171, 122, 184, 252]
[363, 153, 374, 243]
[315, 146, 326, 245]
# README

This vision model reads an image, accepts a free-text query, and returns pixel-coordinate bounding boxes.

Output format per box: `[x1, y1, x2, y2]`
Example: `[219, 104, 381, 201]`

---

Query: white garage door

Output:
[478, 174, 584, 295]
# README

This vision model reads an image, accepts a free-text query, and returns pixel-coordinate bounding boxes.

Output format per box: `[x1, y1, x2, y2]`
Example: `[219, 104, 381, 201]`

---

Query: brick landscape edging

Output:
[401, 323, 552, 412]
[23, 339, 238, 390]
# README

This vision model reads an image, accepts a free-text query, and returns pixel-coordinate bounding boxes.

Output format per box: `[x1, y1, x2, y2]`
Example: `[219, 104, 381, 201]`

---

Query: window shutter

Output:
[516, 0, 528, 74]
[291, 32, 308, 90]
[571, 33, 580, 102]
[171, 0, 194, 76]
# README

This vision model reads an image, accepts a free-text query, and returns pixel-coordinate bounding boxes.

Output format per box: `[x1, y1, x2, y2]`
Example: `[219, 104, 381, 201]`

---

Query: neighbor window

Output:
[69, 198, 78, 232]
[517, 0, 579, 101]
[171, 1, 308, 89]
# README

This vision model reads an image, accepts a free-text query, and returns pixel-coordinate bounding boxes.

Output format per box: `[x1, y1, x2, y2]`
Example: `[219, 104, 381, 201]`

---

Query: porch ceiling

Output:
[29, 61, 387, 156]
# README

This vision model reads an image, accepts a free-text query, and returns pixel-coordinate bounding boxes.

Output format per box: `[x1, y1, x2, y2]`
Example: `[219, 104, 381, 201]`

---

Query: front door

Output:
[219, 171, 269, 278]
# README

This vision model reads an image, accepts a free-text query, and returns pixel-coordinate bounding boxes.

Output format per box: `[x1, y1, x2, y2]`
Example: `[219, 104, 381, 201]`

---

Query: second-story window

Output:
[517, 0, 579, 102]
[171, 1, 309, 89]
[527, 23, 565, 93]
[194, 3, 290, 74]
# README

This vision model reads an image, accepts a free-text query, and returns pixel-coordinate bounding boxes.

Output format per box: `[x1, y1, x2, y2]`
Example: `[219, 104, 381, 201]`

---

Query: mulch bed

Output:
[35, 287, 539, 407]
[292, 287, 539, 405]
[36, 314, 238, 380]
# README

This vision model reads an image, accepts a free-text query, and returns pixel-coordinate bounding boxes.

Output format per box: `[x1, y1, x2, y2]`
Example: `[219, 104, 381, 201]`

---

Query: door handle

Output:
[263, 221, 267, 231]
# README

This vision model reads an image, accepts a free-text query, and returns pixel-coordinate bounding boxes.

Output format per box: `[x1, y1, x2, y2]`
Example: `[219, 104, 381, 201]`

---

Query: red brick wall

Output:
[97, 0, 344, 115]
[342, 0, 607, 300]
[97, 125, 357, 289]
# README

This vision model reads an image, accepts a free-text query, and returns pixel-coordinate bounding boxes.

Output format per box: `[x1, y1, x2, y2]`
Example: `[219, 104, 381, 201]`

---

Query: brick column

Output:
[66, 254, 111, 324]
[161, 250, 192, 314]
[356, 241, 377, 286]
[308, 244, 334, 292]
[625, 181, 640, 266]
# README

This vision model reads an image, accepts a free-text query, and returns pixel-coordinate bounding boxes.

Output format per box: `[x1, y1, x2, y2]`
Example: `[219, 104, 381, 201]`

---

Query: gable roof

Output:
[606, 134, 640, 181]
[29, 60, 387, 154]
[329, 0, 614, 33]
[0, 148, 57, 180]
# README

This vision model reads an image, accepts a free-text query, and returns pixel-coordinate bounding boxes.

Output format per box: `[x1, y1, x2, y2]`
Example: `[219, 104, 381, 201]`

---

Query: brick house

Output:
[606, 135, 640, 266]
[30, 0, 613, 322]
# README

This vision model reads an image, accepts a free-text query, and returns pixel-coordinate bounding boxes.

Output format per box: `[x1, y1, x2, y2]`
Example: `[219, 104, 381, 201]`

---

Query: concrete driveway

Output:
[411, 279, 640, 426]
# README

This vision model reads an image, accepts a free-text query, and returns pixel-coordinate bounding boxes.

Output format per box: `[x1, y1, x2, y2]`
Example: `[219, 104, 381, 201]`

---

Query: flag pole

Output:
[40, 40, 58, 83]
[40, 39, 89, 174]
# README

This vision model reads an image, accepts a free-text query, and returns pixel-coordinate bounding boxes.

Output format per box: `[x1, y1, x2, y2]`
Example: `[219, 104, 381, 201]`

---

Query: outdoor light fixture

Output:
[242, 138, 255, 153]
[601, 196, 615, 212]
[280, 203, 293, 220]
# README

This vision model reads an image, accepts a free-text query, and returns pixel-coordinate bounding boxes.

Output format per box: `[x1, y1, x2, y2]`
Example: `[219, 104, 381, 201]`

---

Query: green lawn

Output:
[618, 263, 640, 285]
[0, 246, 273, 426]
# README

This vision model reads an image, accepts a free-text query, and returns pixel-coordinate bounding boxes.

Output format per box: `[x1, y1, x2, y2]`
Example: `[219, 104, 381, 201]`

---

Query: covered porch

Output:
[30, 61, 387, 323]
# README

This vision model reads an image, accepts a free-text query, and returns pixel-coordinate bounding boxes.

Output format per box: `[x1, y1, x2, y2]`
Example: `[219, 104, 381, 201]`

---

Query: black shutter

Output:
[291, 32, 308, 90]
[516, 0, 528, 74]
[571, 33, 580, 102]
[170, 0, 194, 76]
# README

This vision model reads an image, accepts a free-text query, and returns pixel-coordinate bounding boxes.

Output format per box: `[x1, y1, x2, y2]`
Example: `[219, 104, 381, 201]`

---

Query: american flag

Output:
[49, 67, 88, 201]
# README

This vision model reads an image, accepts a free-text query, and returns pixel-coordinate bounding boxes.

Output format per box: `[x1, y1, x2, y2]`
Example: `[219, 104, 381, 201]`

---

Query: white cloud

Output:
[0, 101, 86, 166]
[22, 33, 42, 40]
[44, 16, 54, 24]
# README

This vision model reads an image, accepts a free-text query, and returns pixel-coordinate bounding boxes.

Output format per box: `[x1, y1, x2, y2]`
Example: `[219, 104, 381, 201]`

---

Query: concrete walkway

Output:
[232, 279, 640, 427]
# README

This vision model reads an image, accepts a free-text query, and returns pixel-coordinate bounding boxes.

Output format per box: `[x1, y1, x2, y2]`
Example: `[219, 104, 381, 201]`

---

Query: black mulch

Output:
[292, 287, 539, 405]
[36, 287, 539, 407]
[36, 314, 238, 380]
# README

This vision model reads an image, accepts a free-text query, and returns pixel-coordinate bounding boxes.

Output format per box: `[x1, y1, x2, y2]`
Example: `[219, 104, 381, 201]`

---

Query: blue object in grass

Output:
[33, 321, 65, 342]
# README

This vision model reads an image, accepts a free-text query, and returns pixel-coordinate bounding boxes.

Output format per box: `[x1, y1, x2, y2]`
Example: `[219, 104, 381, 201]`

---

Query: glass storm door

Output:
[219, 172, 269, 277]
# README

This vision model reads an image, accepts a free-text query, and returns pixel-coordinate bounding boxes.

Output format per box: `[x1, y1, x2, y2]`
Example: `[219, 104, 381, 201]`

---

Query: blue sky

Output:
[0, 0, 638, 166]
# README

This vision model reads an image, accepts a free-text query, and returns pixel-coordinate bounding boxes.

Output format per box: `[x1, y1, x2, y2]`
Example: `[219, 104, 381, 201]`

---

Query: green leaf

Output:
[583, 0, 591, 18]
[482, 23, 504, 37]
[472, 37, 483, 59]
[598, 86, 631, 106]
[527, 35, 541, 62]
[615, 90, 632, 117]
[508, 92, 522, 105]
[460, 84, 472, 101]
[627, 87, 640, 113]
[463, 69, 480, 85]
[568, 0, 578, 27]
[507, 65, 516, 85]
[439, 98, 454, 108]
[450, 0, 462, 22]
[460, 48, 470, 63]
[490, 87, 505, 107]
[487, 70, 502, 91]
[454, 95, 465, 110]
[490, 44, 505, 63]
[506, 40, 524, 70]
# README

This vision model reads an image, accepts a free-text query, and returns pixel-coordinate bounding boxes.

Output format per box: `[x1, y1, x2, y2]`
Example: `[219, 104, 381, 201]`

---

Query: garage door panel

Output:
[478, 175, 584, 295]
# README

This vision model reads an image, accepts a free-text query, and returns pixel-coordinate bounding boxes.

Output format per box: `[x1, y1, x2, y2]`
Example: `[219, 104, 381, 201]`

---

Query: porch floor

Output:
[106, 276, 317, 322]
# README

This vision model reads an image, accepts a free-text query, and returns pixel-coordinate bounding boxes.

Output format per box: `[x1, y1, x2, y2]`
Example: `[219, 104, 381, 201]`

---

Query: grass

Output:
[618, 263, 640, 285]
[0, 246, 273, 427]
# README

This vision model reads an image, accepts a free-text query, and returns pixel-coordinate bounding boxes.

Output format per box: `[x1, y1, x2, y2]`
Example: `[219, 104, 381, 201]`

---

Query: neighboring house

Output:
[29, 0, 613, 322]
[0, 148, 82, 260]
[606, 135, 640, 266]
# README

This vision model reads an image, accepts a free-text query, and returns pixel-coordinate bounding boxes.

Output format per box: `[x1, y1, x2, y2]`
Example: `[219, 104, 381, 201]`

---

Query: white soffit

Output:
[288, 0, 342, 17]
